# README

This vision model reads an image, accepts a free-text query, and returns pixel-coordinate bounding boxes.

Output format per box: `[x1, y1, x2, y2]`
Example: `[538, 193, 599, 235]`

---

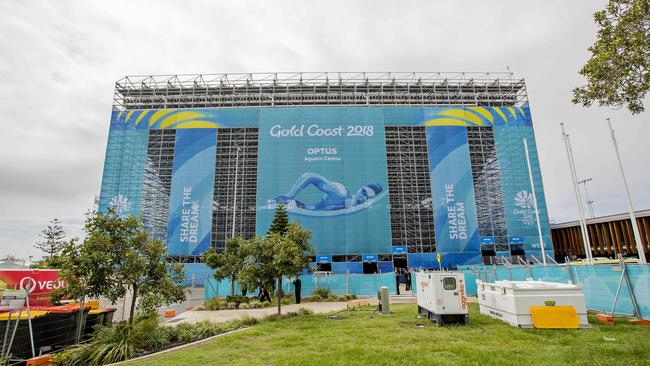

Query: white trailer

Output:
[415, 271, 469, 325]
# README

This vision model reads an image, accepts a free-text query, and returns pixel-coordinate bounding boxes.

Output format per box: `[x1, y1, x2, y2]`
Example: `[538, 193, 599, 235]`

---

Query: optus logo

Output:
[19, 276, 66, 293]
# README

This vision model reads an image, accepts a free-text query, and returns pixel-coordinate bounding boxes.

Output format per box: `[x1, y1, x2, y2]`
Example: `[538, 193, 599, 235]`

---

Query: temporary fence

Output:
[204, 272, 397, 300]
[457, 262, 650, 319]
[0, 303, 115, 363]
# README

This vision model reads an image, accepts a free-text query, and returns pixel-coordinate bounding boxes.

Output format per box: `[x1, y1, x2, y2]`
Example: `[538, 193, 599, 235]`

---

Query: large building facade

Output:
[99, 72, 553, 274]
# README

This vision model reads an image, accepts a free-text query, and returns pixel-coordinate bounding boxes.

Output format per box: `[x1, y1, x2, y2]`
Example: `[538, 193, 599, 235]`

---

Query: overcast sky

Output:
[1, 0, 648, 260]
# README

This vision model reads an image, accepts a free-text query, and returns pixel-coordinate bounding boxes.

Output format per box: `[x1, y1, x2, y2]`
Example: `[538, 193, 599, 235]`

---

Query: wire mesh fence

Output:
[204, 272, 398, 300]
[457, 263, 650, 319]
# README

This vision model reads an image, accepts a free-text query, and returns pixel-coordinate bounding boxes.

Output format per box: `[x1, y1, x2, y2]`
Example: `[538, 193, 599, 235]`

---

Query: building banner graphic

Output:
[426, 126, 481, 266]
[493, 125, 553, 258]
[256, 108, 392, 255]
[167, 129, 217, 255]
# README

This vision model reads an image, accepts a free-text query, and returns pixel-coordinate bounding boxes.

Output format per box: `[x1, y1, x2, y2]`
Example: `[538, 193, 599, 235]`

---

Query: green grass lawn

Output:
[127, 304, 650, 366]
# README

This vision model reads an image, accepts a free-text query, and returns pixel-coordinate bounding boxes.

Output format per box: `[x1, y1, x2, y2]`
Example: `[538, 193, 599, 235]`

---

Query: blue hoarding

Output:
[493, 125, 553, 259]
[255, 108, 392, 255]
[167, 129, 217, 255]
[426, 126, 481, 267]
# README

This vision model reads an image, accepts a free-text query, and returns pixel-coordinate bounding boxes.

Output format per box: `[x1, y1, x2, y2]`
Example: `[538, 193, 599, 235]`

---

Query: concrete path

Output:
[167, 301, 348, 324]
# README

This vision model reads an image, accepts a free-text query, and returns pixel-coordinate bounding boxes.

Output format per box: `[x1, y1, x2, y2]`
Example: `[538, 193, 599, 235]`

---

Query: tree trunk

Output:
[277, 275, 282, 315]
[129, 286, 138, 324]
[230, 275, 235, 297]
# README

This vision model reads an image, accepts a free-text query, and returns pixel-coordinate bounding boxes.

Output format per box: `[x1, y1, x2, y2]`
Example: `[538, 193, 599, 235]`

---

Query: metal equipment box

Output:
[415, 271, 469, 325]
[476, 280, 590, 328]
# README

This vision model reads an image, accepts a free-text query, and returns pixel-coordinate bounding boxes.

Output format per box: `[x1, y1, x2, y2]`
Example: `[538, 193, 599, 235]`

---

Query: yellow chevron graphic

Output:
[149, 109, 174, 127]
[159, 111, 205, 129]
[437, 109, 483, 126]
[135, 110, 149, 126]
[172, 120, 220, 129]
[468, 107, 494, 124]
[493, 107, 508, 122]
[125, 110, 136, 124]
[424, 118, 470, 127]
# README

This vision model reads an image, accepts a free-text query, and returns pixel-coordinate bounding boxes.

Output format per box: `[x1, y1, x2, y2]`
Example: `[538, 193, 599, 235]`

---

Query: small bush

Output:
[52, 318, 243, 365]
[225, 295, 251, 306]
[240, 314, 258, 326]
[312, 287, 332, 299]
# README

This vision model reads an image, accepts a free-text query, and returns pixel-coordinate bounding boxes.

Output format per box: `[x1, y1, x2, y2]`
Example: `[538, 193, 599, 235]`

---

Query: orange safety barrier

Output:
[595, 314, 614, 325]
[26, 354, 52, 366]
[164, 309, 176, 318]
[628, 319, 650, 326]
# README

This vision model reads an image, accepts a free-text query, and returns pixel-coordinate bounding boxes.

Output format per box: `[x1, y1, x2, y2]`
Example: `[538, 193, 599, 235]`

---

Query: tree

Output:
[267, 204, 289, 236]
[53, 237, 115, 340]
[55, 209, 187, 324]
[238, 224, 313, 315]
[572, 0, 650, 114]
[35, 218, 66, 259]
[204, 237, 247, 297]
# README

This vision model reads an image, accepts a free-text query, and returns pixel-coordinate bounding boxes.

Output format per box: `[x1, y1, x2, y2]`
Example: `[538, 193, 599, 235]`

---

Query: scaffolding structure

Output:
[113, 72, 527, 110]
[385, 126, 436, 253]
[141, 129, 176, 242]
[467, 126, 509, 254]
[212, 128, 259, 251]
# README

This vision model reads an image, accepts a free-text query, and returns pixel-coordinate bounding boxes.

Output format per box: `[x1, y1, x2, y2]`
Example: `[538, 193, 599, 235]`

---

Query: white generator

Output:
[476, 280, 590, 328]
[416, 271, 469, 325]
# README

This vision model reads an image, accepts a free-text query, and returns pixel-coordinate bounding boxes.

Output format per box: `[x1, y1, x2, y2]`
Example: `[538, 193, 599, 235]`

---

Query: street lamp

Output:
[577, 178, 595, 218]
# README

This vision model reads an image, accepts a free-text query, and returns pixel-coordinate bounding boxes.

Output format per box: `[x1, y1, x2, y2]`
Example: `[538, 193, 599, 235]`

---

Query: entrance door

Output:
[393, 255, 407, 274]
[316, 263, 332, 272]
[362, 262, 378, 274]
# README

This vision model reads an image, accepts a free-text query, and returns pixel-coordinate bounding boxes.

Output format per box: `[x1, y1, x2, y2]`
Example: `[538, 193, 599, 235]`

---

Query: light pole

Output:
[561, 123, 593, 262]
[523, 138, 546, 265]
[577, 178, 595, 218]
[231, 147, 242, 240]
[607, 118, 646, 264]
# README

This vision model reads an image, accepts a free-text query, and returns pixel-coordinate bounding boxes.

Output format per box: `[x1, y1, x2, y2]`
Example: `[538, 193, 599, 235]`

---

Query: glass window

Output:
[443, 277, 457, 290]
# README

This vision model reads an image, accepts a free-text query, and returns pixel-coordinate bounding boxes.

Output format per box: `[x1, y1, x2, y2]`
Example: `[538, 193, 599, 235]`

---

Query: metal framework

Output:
[212, 128, 259, 250]
[141, 129, 175, 242]
[113, 72, 528, 110]
[467, 126, 509, 251]
[385, 126, 436, 253]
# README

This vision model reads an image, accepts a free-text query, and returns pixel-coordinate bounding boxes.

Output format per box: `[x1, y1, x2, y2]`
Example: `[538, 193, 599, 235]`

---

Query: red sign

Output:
[0, 270, 66, 306]
[459, 280, 468, 310]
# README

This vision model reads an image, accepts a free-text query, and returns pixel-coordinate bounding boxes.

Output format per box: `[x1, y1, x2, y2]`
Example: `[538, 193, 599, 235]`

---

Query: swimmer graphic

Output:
[271, 173, 386, 217]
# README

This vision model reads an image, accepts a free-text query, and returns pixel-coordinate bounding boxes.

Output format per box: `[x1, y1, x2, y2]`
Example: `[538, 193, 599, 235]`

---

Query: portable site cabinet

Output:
[415, 272, 469, 325]
[476, 280, 590, 328]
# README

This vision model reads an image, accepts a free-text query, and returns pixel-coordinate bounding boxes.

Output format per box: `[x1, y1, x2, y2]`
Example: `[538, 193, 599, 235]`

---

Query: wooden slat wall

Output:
[552, 216, 650, 260]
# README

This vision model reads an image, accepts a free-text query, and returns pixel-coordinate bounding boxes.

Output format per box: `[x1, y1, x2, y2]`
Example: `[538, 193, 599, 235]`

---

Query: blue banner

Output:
[426, 126, 481, 267]
[256, 108, 392, 255]
[167, 129, 217, 255]
[363, 254, 378, 263]
[317, 255, 332, 263]
[493, 125, 553, 259]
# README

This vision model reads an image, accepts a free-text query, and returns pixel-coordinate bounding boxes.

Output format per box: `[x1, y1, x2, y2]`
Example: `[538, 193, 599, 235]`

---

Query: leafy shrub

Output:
[239, 314, 258, 326]
[53, 319, 237, 365]
[312, 287, 332, 299]
[225, 295, 251, 306]
[198, 296, 293, 311]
